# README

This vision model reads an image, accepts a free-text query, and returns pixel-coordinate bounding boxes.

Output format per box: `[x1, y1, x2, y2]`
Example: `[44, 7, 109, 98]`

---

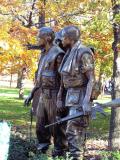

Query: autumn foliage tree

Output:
[0, 0, 114, 97]
[109, 0, 120, 150]
[1, 0, 120, 153]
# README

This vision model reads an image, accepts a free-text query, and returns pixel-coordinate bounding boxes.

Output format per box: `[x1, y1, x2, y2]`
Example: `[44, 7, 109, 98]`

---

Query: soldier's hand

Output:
[82, 101, 91, 115]
[24, 94, 32, 107]
[57, 100, 65, 113]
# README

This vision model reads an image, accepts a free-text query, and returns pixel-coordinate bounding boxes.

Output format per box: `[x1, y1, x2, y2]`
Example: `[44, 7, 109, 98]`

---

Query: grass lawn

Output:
[0, 87, 30, 95]
[0, 88, 111, 133]
[0, 88, 113, 160]
[0, 87, 31, 125]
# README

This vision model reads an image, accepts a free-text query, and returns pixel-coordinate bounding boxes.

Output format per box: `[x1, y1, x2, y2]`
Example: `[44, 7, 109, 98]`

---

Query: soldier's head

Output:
[55, 29, 67, 52]
[55, 29, 63, 47]
[62, 26, 80, 48]
[37, 27, 55, 48]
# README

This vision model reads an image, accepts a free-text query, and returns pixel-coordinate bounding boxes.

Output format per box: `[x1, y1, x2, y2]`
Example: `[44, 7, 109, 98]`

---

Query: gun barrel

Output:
[45, 111, 84, 128]
[101, 98, 120, 108]
[45, 99, 120, 128]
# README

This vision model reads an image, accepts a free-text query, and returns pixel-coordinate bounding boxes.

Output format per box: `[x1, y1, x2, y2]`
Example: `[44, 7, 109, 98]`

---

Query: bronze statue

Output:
[30, 53, 42, 116]
[24, 27, 68, 157]
[57, 26, 95, 160]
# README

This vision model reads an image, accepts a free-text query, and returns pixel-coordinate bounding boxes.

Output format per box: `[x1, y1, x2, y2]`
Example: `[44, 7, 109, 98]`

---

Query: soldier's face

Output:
[37, 36, 46, 47]
[37, 32, 47, 48]
[62, 36, 71, 48]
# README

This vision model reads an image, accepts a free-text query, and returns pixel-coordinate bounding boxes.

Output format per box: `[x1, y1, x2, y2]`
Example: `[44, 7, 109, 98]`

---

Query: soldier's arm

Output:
[56, 54, 65, 109]
[30, 84, 40, 98]
[29, 55, 42, 98]
[56, 54, 64, 69]
[57, 75, 64, 105]
[81, 53, 95, 113]
[28, 51, 46, 99]
[24, 56, 41, 106]
[24, 83, 41, 106]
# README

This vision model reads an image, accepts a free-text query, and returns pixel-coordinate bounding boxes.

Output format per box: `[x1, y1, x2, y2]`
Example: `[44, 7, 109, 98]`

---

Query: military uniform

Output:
[36, 45, 68, 155]
[58, 41, 95, 159]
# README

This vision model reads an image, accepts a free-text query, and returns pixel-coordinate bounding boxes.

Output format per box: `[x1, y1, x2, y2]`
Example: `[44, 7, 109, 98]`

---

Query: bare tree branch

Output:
[0, 11, 10, 15]
[27, 0, 37, 27]
[34, 9, 86, 27]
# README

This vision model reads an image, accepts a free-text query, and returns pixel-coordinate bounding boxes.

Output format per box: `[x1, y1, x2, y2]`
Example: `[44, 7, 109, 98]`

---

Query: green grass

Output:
[0, 96, 30, 125]
[0, 87, 30, 95]
[0, 88, 31, 125]
[89, 95, 111, 138]
[0, 88, 111, 135]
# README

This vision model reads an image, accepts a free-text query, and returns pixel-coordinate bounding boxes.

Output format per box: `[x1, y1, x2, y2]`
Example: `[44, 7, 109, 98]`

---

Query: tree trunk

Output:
[16, 71, 22, 88]
[38, 0, 46, 28]
[18, 68, 26, 99]
[109, 1, 120, 150]
[19, 78, 24, 99]
[10, 73, 12, 88]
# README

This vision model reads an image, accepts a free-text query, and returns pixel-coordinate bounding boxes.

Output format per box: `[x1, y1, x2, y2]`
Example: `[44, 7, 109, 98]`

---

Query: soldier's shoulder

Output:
[78, 44, 93, 58]
[78, 44, 91, 53]
[52, 45, 65, 55]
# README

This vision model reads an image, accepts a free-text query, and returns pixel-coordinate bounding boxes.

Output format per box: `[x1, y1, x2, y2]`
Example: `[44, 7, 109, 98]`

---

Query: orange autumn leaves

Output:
[0, 22, 39, 78]
[0, 0, 113, 79]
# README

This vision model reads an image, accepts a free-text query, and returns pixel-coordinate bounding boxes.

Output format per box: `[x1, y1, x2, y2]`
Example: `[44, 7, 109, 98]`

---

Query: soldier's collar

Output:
[72, 40, 81, 49]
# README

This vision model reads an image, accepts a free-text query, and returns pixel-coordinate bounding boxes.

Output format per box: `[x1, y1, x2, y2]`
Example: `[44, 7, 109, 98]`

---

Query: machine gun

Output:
[45, 98, 120, 128]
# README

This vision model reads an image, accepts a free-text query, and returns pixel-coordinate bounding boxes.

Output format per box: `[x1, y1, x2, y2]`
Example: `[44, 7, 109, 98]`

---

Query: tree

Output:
[19, 67, 27, 99]
[0, 0, 114, 95]
[0, 0, 87, 79]
[81, 0, 113, 80]
[109, 0, 120, 150]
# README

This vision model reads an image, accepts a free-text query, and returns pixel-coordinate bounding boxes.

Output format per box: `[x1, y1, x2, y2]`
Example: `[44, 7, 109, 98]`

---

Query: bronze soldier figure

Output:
[57, 26, 95, 160]
[31, 53, 43, 116]
[26, 30, 64, 116]
[24, 27, 68, 157]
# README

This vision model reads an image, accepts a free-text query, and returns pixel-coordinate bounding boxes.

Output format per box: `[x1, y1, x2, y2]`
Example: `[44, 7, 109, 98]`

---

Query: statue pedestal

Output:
[0, 121, 11, 160]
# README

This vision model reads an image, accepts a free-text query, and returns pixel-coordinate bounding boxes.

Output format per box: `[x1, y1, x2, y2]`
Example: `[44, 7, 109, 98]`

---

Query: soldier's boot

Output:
[36, 119, 51, 154]
[37, 143, 49, 153]
[52, 123, 68, 158]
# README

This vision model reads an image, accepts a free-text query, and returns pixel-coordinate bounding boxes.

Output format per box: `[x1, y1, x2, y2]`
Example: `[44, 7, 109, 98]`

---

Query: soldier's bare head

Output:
[62, 26, 80, 48]
[37, 27, 55, 48]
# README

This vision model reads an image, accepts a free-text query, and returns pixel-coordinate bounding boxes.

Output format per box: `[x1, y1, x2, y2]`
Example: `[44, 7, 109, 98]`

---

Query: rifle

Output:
[45, 106, 106, 128]
[96, 98, 120, 108]
[45, 98, 120, 128]
[45, 111, 84, 128]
